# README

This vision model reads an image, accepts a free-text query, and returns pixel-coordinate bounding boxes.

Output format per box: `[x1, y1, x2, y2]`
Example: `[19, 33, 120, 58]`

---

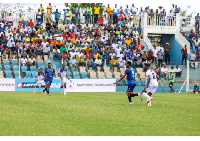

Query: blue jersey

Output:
[124, 67, 136, 85]
[45, 68, 55, 82]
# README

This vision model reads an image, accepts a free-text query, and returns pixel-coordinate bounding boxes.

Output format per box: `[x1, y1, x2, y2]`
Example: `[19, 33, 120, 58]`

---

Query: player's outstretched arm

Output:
[113, 74, 126, 84]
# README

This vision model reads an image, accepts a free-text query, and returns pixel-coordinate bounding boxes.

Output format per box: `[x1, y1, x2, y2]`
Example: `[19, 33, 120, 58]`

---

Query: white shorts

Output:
[60, 78, 67, 86]
[146, 81, 158, 94]
[36, 80, 45, 86]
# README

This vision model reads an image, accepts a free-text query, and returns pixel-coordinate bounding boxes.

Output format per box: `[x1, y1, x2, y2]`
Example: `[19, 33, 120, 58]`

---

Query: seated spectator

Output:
[35, 44, 42, 59]
[27, 55, 35, 67]
[95, 56, 102, 70]
[56, 39, 63, 49]
[161, 64, 168, 79]
[142, 51, 148, 61]
[110, 56, 118, 68]
[174, 65, 183, 78]
[135, 55, 143, 68]
[53, 47, 61, 62]
[28, 19, 35, 27]
[193, 83, 200, 94]
[147, 49, 154, 63]
[21, 55, 27, 66]
[70, 56, 77, 67]
[87, 56, 94, 71]
[60, 44, 67, 53]
[118, 57, 126, 68]
[61, 50, 68, 62]
[77, 55, 86, 66]
[43, 44, 50, 59]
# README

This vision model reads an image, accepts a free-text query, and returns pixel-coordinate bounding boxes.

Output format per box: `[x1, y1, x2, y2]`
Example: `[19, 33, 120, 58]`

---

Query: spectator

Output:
[161, 64, 168, 79]
[154, 65, 160, 80]
[87, 56, 94, 71]
[60, 44, 67, 53]
[193, 83, 200, 94]
[53, 47, 61, 62]
[95, 56, 102, 69]
[43, 44, 50, 59]
[79, 4, 86, 24]
[77, 55, 85, 66]
[86, 4, 92, 24]
[195, 13, 199, 31]
[174, 65, 183, 78]
[35, 44, 42, 59]
[94, 4, 100, 24]
[39, 4, 45, 23]
[70, 56, 77, 67]
[61, 50, 68, 62]
[135, 55, 142, 68]
[73, 4, 79, 23]
[131, 4, 138, 24]
[21, 55, 28, 66]
[27, 55, 35, 67]
[6, 13, 14, 26]
[118, 57, 126, 68]
[165, 43, 171, 65]
[142, 51, 148, 61]
[147, 49, 154, 63]
[36, 9, 42, 24]
[46, 3, 52, 21]
[53, 9, 60, 24]
[106, 4, 112, 20]
[110, 56, 118, 68]
[157, 49, 164, 68]
[46, 20, 51, 33]
[148, 9, 155, 25]
[189, 29, 195, 47]
[28, 19, 35, 27]
[181, 45, 187, 66]
[113, 4, 118, 24]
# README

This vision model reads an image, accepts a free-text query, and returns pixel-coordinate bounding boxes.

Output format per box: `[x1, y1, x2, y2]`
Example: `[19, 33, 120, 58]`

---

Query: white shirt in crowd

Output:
[37, 12, 42, 19]
[109, 53, 116, 60]
[174, 68, 181, 72]
[53, 49, 60, 54]
[41, 42, 49, 48]
[161, 67, 168, 73]
[115, 47, 122, 57]
[28, 58, 35, 64]
[21, 57, 27, 65]
[119, 60, 126, 68]
[156, 46, 164, 53]
[95, 59, 102, 65]
[43, 46, 50, 53]
[70, 52, 76, 58]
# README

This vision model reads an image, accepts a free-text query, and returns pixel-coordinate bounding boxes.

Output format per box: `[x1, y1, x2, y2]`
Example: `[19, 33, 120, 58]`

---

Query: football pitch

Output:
[0, 91, 199, 136]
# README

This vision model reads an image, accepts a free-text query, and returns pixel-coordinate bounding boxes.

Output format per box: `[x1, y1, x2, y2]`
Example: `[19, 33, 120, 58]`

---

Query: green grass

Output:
[0, 91, 200, 136]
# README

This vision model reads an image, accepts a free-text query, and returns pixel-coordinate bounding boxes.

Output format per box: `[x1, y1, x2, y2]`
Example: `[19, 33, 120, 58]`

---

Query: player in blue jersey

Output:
[43, 63, 55, 96]
[114, 61, 142, 105]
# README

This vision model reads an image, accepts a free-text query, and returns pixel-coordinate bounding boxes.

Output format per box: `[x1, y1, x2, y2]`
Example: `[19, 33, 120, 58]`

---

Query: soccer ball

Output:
[195, 92, 198, 94]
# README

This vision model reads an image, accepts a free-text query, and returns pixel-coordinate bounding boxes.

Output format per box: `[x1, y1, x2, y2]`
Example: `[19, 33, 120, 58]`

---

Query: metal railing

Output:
[147, 16, 177, 26]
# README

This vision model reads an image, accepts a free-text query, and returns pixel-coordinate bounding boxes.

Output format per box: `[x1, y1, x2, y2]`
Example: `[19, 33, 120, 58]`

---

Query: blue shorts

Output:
[127, 84, 136, 93]
[45, 79, 52, 85]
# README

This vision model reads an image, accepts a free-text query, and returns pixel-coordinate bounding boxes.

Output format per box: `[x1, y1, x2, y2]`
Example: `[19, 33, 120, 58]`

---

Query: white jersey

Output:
[146, 70, 158, 86]
[58, 68, 68, 79]
[36, 72, 45, 81]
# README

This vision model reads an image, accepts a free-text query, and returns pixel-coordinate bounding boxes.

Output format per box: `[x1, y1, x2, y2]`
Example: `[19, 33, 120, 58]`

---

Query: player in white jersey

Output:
[58, 64, 70, 96]
[33, 68, 46, 94]
[140, 64, 158, 106]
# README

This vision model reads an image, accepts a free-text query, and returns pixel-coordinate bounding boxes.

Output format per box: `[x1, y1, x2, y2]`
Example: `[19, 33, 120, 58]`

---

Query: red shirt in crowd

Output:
[61, 53, 68, 58]
[19, 23, 23, 28]
[28, 22, 35, 26]
[70, 33, 76, 39]
[181, 48, 187, 57]
[49, 39, 56, 45]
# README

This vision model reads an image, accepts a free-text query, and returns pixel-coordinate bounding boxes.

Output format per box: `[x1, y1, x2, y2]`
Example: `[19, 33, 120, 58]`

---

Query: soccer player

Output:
[141, 63, 158, 106]
[113, 61, 142, 105]
[169, 69, 176, 93]
[33, 68, 46, 94]
[58, 64, 70, 96]
[43, 63, 55, 96]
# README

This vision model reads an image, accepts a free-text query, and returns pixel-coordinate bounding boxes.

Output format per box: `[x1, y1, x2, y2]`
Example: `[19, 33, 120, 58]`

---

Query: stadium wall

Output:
[161, 34, 184, 65]
[116, 86, 165, 93]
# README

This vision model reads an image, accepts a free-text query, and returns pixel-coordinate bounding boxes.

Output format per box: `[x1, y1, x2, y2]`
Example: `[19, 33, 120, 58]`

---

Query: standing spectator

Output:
[157, 49, 164, 68]
[6, 13, 14, 26]
[165, 43, 171, 65]
[36, 9, 42, 24]
[95, 56, 102, 69]
[174, 5, 180, 15]
[106, 4, 112, 21]
[39, 4, 45, 23]
[46, 3, 52, 21]
[94, 4, 100, 24]
[79, 4, 86, 24]
[131, 4, 138, 24]
[86, 4, 93, 24]
[53, 9, 60, 24]
[174, 65, 183, 78]
[167, 10, 174, 26]
[154, 65, 160, 80]
[195, 13, 199, 31]
[65, 9, 71, 25]
[113, 4, 118, 24]
[181, 45, 187, 66]
[189, 29, 195, 48]
[193, 83, 200, 94]
[53, 47, 61, 62]
[148, 9, 155, 25]
[193, 38, 200, 52]
[73, 4, 79, 23]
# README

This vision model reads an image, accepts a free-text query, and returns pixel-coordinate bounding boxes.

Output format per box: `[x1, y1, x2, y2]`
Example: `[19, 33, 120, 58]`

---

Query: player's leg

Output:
[64, 82, 67, 96]
[46, 83, 51, 96]
[60, 79, 63, 93]
[33, 85, 39, 94]
[130, 84, 142, 100]
[126, 85, 133, 104]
